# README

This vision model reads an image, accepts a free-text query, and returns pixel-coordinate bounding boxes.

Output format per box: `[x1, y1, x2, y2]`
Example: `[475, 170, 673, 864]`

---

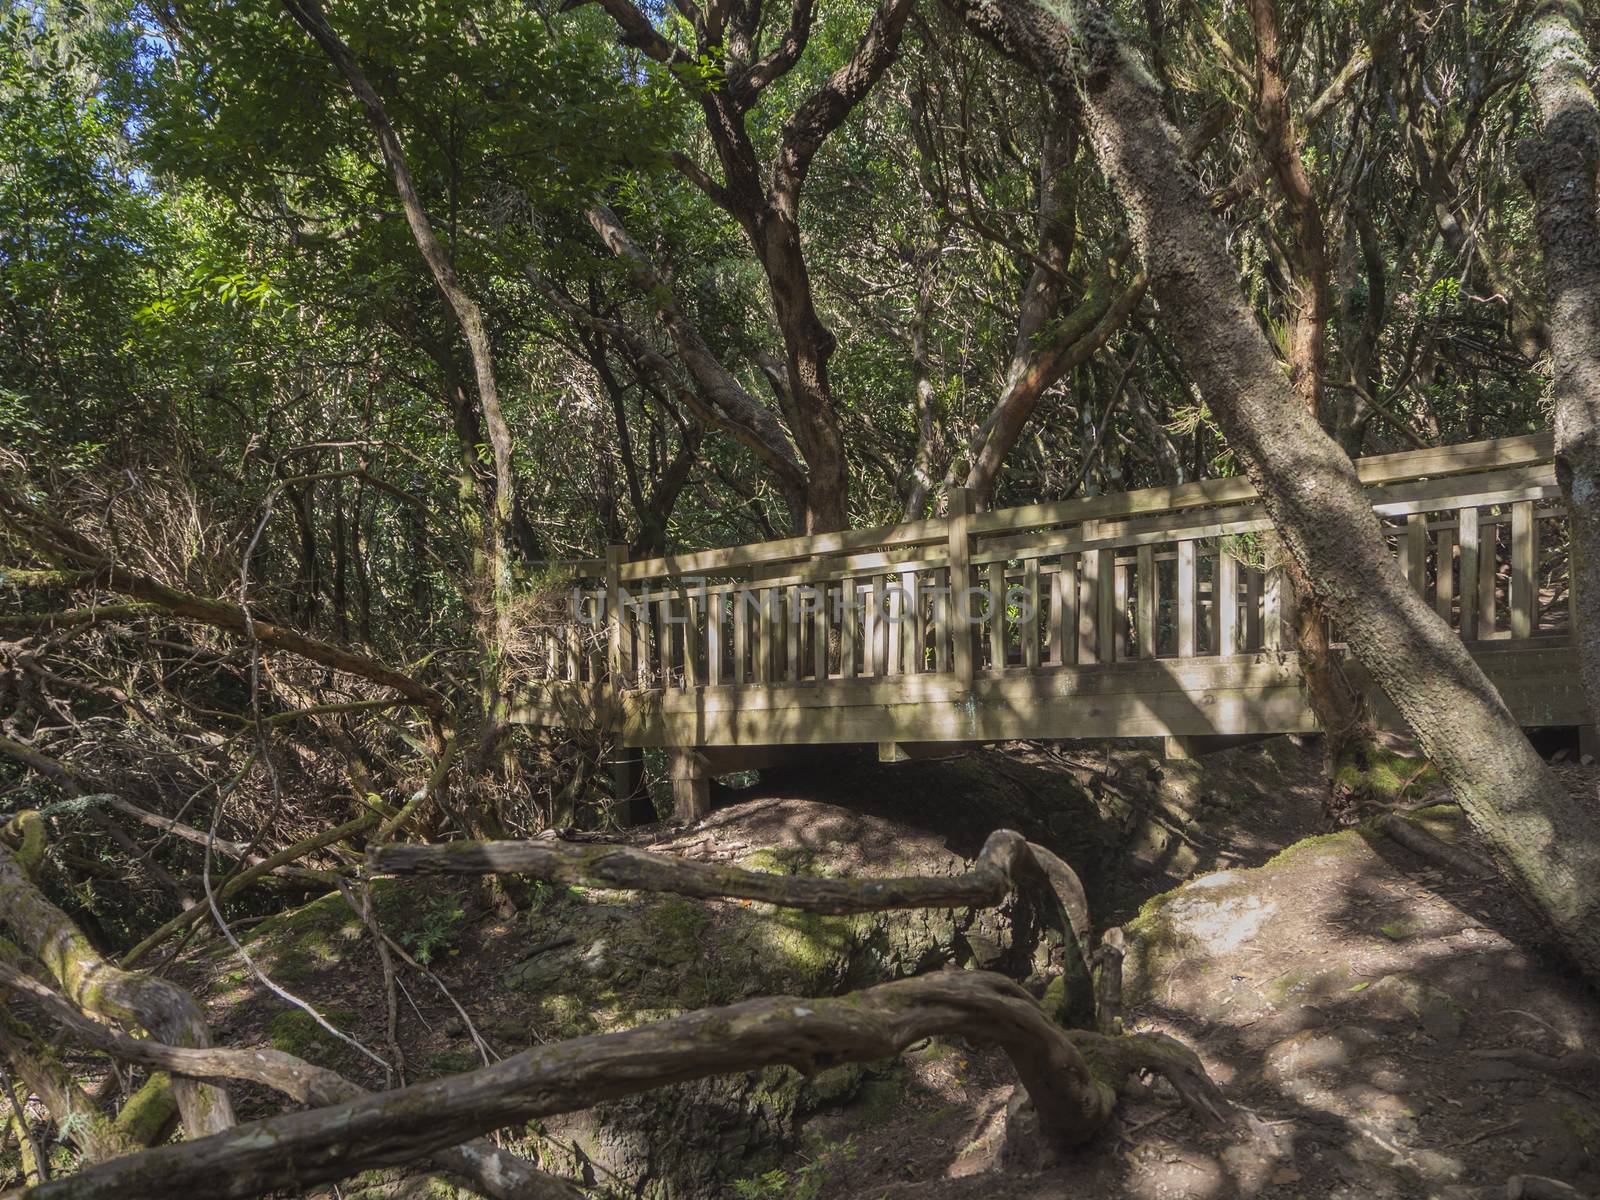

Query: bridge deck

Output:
[517, 432, 1586, 810]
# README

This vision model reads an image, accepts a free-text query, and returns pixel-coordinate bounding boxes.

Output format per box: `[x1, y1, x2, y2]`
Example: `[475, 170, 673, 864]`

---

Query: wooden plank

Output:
[655, 596, 674, 688]
[1459, 507, 1480, 640]
[1177, 541, 1197, 657]
[933, 570, 951, 674]
[947, 487, 975, 688]
[1244, 565, 1262, 652]
[705, 591, 723, 686]
[1435, 527, 1456, 624]
[1052, 557, 1077, 665]
[605, 545, 629, 691]
[812, 584, 829, 683]
[885, 574, 903, 676]
[1023, 558, 1042, 668]
[1112, 561, 1130, 661]
[904, 569, 925, 675]
[841, 581, 859, 678]
[1096, 547, 1116, 664]
[988, 561, 1008, 671]
[1136, 544, 1156, 660]
[622, 516, 950, 581]
[682, 593, 701, 687]
[786, 584, 802, 681]
[965, 432, 1554, 537]
[1078, 532, 1100, 664]
[1404, 513, 1428, 594]
[1512, 500, 1536, 638]
[1478, 511, 1499, 639]
[733, 589, 750, 683]
[1218, 549, 1239, 656]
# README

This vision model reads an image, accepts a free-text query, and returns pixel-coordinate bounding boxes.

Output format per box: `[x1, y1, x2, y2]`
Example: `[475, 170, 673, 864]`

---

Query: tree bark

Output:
[0, 843, 234, 1139]
[7, 971, 1222, 1200]
[954, 0, 1600, 979]
[1519, 0, 1600, 731]
[0, 955, 580, 1200]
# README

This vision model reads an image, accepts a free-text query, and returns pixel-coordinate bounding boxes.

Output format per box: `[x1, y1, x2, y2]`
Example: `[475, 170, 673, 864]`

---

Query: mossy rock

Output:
[506, 827, 989, 1198]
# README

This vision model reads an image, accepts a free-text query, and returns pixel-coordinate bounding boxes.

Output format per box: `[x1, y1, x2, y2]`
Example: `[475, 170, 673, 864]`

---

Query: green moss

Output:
[267, 1005, 362, 1070]
[423, 1049, 482, 1076]
[1333, 747, 1438, 803]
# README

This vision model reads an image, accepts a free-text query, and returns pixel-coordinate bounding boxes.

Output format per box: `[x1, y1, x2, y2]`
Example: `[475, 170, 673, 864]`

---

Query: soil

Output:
[172, 734, 1598, 1200]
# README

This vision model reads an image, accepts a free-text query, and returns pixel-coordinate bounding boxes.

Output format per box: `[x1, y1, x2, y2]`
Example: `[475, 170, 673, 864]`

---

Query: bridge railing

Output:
[533, 432, 1565, 695]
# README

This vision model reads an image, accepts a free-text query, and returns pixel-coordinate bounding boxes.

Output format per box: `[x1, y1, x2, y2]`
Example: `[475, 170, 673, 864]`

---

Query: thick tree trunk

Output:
[956, 0, 1600, 978]
[1520, 0, 1600, 731]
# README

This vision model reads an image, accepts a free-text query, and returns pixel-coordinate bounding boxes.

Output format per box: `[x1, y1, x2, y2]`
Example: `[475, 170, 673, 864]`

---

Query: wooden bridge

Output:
[517, 432, 1588, 819]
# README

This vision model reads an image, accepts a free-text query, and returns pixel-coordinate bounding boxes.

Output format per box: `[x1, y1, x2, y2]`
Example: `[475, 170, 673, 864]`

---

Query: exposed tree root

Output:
[3, 970, 1229, 1200]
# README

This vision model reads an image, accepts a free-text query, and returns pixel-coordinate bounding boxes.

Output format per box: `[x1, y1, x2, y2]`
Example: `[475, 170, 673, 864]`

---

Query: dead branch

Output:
[0, 482, 452, 726]
[0, 840, 234, 1139]
[0, 952, 581, 1200]
[372, 827, 1059, 914]
[4, 970, 1224, 1200]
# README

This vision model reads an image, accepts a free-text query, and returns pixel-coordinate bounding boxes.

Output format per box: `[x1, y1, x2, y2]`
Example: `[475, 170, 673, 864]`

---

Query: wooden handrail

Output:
[606, 431, 1554, 582]
[528, 433, 1566, 701]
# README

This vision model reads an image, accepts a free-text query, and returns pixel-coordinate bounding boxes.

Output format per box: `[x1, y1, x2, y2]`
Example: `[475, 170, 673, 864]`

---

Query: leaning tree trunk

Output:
[954, 0, 1600, 978]
[1520, 0, 1600, 732]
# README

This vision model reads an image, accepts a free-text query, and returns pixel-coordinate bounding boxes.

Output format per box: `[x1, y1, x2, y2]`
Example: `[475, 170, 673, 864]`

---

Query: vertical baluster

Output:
[587, 593, 605, 681]
[759, 586, 779, 682]
[1207, 549, 1221, 652]
[785, 584, 802, 681]
[947, 487, 975, 687]
[1022, 558, 1041, 668]
[1079, 526, 1101, 664]
[988, 562, 1008, 671]
[903, 568, 924, 674]
[1218, 548, 1239, 656]
[1512, 500, 1536, 638]
[682, 592, 701, 687]
[841, 581, 858, 678]
[705, 590, 723, 685]
[933, 568, 952, 674]
[1136, 544, 1156, 659]
[1405, 513, 1428, 594]
[1244, 566, 1262, 651]
[1097, 548, 1116, 663]
[566, 617, 581, 684]
[546, 629, 560, 680]
[1052, 555, 1077, 666]
[812, 582, 829, 682]
[733, 587, 750, 683]
[1113, 559, 1130, 661]
[1459, 507, 1480, 640]
[1478, 513, 1499, 638]
[605, 549, 629, 689]
[1263, 542, 1296, 651]
[885, 573, 903, 676]
[1177, 540, 1197, 657]
[1435, 525, 1456, 625]
[655, 595, 674, 687]
[861, 575, 879, 677]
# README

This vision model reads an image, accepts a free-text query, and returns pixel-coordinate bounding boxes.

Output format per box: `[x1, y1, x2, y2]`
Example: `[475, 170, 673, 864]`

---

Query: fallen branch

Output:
[0, 483, 452, 726]
[370, 827, 1071, 915]
[0, 840, 234, 1138]
[5, 970, 1225, 1200]
[0, 953, 581, 1200]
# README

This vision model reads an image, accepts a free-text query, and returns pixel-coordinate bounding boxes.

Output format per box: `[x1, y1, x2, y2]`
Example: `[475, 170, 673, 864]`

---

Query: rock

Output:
[1264, 1026, 1382, 1083]
[496, 800, 1008, 1199]
[1367, 974, 1468, 1041]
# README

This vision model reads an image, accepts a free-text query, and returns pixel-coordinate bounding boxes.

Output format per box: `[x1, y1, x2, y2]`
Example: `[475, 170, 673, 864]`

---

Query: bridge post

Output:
[669, 747, 710, 823]
[606, 545, 654, 825]
[947, 487, 976, 690]
[1262, 534, 1298, 652]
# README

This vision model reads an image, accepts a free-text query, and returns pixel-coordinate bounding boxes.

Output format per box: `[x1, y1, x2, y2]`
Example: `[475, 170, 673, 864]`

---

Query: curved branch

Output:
[0, 841, 235, 1139]
[10, 971, 1215, 1200]
[0, 484, 452, 725]
[0, 954, 581, 1200]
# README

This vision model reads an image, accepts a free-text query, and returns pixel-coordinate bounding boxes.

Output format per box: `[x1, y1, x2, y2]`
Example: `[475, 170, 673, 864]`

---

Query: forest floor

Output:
[174, 735, 1600, 1200]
